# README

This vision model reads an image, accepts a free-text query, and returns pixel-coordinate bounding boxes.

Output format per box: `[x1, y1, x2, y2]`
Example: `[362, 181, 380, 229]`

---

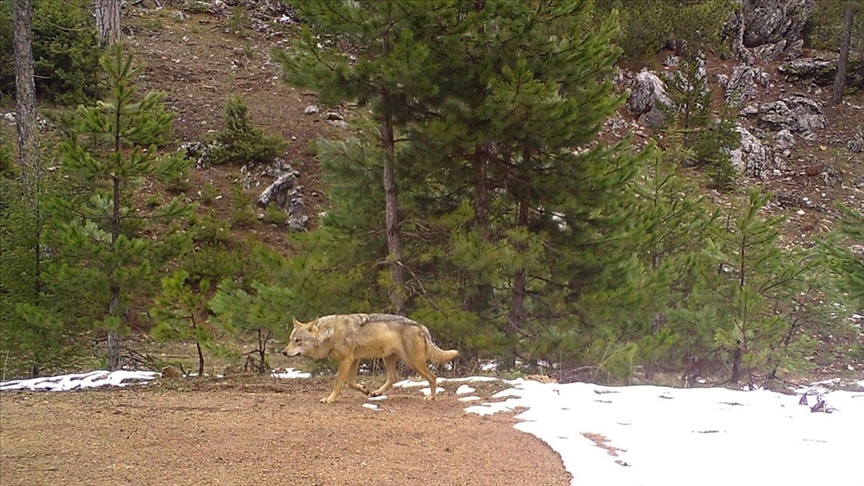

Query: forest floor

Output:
[0, 376, 571, 486]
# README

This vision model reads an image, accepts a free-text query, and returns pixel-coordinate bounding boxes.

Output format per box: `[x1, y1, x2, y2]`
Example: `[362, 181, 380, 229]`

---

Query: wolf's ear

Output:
[292, 317, 303, 328]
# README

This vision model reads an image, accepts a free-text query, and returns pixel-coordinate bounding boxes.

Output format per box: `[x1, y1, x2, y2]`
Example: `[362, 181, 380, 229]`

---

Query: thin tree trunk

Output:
[381, 108, 406, 315]
[507, 145, 531, 337]
[13, 0, 44, 376]
[468, 143, 493, 313]
[379, 30, 406, 316]
[94, 0, 122, 44]
[107, 175, 122, 371]
[831, 3, 854, 105]
[107, 91, 123, 370]
[12, 0, 39, 199]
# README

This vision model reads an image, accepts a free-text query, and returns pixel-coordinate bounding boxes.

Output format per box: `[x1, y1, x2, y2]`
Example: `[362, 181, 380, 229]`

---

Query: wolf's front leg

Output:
[322, 358, 354, 403]
[346, 359, 370, 395]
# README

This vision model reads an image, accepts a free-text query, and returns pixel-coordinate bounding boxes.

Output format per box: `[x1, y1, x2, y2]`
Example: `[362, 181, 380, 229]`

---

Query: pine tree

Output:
[51, 44, 191, 370]
[662, 56, 740, 189]
[151, 270, 210, 377]
[271, 1, 457, 315]
[697, 190, 813, 386]
[820, 205, 864, 310]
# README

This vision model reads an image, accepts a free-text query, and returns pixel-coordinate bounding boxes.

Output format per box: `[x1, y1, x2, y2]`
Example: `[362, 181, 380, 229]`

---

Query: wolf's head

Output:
[282, 317, 331, 360]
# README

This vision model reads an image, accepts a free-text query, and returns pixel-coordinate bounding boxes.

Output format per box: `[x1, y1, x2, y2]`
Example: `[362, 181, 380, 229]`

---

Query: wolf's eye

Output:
[294, 338, 302, 343]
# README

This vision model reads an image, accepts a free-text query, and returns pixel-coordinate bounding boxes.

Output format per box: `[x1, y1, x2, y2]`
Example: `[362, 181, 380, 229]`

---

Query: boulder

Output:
[626, 71, 673, 127]
[742, 0, 814, 48]
[724, 66, 771, 106]
[756, 96, 827, 140]
[729, 125, 770, 179]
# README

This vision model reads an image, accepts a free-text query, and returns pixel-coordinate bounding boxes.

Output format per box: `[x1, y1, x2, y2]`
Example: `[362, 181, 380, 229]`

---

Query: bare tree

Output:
[12, 0, 44, 376]
[832, 2, 855, 105]
[94, 0, 122, 44]
[12, 0, 39, 189]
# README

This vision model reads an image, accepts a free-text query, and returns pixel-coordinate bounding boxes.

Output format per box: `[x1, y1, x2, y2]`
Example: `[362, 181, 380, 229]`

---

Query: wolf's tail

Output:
[422, 326, 459, 364]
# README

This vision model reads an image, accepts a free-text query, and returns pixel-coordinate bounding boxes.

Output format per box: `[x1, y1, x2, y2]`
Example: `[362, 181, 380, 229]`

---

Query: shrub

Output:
[207, 97, 287, 166]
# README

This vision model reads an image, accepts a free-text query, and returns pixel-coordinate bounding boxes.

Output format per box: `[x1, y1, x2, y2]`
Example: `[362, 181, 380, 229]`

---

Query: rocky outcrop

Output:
[847, 125, 864, 154]
[626, 71, 673, 127]
[753, 96, 828, 140]
[742, 0, 813, 49]
[779, 56, 864, 89]
[729, 125, 770, 178]
[723, 66, 771, 106]
[242, 159, 309, 231]
[727, 0, 813, 63]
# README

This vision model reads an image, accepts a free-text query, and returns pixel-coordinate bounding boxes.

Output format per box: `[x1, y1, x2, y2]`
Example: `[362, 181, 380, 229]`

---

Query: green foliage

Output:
[820, 204, 864, 308]
[597, 0, 737, 60]
[50, 44, 192, 364]
[0, 141, 14, 177]
[190, 208, 232, 247]
[229, 182, 256, 228]
[261, 203, 286, 225]
[0, 0, 102, 103]
[693, 190, 815, 385]
[275, 1, 648, 363]
[199, 181, 219, 205]
[209, 278, 292, 373]
[151, 270, 213, 376]
[805, 0, 863, 52]
[225, 6, 251, 39]
[207, 97, 287, 166]
[662, 56, 740, 189]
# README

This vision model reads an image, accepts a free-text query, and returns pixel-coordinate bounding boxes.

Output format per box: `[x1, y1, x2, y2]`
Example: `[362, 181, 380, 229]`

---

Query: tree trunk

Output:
[467, 143, 493, 313]
[379, 30, 406, 316]
[381, 108, 406, 315]
[13, 0, 43, 317]
[12, 0, 39, 192]
[831, 3, 854, 105]
[507, 145, 531, 337]
[107, 173, 122, 371]
[94, 0, 122, 44]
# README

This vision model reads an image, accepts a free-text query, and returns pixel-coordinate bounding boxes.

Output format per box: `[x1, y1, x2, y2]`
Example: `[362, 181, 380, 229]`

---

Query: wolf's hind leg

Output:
[405, 356, 438, 400]
[371, 354, 399, 397]
[347, 359, 370, 395]
[322, 358, 353, 403]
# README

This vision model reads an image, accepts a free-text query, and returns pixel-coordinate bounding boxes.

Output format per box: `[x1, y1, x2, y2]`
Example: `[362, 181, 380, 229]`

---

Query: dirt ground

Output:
[0, 377, 571, 486]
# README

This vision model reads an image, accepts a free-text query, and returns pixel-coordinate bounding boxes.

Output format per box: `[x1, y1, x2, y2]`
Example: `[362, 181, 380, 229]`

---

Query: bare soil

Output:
[0, 377, 571, 486]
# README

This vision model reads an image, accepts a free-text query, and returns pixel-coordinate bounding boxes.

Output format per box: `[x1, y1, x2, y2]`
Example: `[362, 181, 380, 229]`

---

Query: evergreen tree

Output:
[820, 205, 864, 311]
[50, 44, 191, 370]
[696, 190, 814, 385]
[151, 270, 211, 377]
[662, 56, 740, 189]
[272, 1, 459, 315]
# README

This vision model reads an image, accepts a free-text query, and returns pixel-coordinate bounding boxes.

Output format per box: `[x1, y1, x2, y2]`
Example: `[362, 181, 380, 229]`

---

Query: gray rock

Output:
[725, 66, 771, 106]
[774, 129, 796, 151]
[627, 71, 671, 115]
[757, 96, 827, 139]
[254, 163, 308, 231]
[742, 0, 814, 48]
[729, 124, 770, 179]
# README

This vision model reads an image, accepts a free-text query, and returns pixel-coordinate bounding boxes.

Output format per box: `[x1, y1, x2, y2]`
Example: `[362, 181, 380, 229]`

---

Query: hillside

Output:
[2, 0, 863, 384]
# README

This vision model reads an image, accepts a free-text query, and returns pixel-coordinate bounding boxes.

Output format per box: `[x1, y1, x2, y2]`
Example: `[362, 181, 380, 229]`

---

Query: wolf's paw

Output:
[358, 386, 371, 395]
[320, 396, 335, 404]
[424, 394, 436, 401]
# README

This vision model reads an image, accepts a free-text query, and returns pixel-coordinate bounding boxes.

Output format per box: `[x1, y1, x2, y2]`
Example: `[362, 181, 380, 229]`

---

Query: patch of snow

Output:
[0, 370, 156, 392]
[465, 380, 864, 486]
[458, 396, 481, 402]
[456, 384, 476, 395]
[361, 403, 380, 411]
[271, 368, 311, 379]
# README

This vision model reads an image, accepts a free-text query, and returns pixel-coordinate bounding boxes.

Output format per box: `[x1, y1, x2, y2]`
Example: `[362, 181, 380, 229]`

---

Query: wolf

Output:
[282, 313, 459, 403]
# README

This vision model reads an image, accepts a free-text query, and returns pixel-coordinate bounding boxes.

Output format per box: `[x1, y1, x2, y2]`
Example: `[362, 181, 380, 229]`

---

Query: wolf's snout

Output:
[281, 350, 289, 357]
